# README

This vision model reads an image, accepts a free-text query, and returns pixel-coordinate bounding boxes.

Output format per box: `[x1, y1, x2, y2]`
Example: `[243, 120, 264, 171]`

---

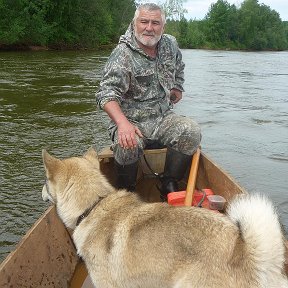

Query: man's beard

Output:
[135, 30, 161, 47]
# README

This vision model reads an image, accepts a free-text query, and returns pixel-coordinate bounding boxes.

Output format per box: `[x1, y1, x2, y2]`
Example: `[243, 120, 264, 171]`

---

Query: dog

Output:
[42, 148, 288, 288]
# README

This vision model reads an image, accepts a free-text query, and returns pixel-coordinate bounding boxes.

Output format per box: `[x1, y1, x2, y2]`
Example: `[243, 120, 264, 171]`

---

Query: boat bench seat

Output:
[98, 146, 167, 176]
[98, 146, 167, 160]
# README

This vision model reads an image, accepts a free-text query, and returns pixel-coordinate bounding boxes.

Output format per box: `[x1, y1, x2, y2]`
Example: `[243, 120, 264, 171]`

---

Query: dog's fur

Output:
[42, 148, 288, 288]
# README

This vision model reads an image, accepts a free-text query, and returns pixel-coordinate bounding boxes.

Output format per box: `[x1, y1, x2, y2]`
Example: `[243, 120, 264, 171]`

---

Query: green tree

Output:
[23, 0, 61, 46]
[0, 0, 136, 48]
[0, 0, 27, 44]
[72, 0, 113, 47]
[205, 0, 237, 46]
[186, 20, 207, 48]
[238, 0, 286, 50]
[109, 0, 136, 39]
[0, 0, 287, 50]
[178, 17, 188, 47]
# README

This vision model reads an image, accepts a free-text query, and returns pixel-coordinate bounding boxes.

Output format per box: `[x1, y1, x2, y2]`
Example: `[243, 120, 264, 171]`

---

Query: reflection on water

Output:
[0, 49, 288, 262]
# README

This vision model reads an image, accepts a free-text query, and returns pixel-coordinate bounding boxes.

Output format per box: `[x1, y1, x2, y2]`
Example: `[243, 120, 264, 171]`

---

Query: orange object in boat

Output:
[167, 188, 214, 209]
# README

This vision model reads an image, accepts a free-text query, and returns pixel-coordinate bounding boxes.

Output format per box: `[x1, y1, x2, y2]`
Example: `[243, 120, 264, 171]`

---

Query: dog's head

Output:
[42, 147, 115, 228]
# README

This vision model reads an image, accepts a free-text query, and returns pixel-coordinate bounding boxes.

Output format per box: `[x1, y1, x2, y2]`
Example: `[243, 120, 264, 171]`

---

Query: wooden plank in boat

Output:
[197, 152, 248, 201]
[98, 146, 167, 159]
[0, 206, 78, 288]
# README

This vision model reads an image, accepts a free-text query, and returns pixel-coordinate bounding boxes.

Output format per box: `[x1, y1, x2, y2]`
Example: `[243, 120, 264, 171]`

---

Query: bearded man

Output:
[96, 3, 201, 200]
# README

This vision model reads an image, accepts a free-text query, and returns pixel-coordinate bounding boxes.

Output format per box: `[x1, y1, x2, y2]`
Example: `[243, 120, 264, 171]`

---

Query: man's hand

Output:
[103, 101, 143, 149]
[170, 88, 182, 104]
[117, 120, 143, 149]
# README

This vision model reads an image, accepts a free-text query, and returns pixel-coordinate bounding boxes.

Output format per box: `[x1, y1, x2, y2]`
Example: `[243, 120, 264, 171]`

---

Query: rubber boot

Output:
[160, 147, 192, 201]
[114, 161, 138, 192]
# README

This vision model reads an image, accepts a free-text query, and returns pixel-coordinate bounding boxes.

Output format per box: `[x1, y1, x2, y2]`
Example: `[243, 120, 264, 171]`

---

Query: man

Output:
[96, 3, 201, 200]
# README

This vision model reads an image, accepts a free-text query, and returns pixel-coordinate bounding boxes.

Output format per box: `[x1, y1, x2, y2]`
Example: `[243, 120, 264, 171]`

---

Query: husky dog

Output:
[42, 148, 288, 288]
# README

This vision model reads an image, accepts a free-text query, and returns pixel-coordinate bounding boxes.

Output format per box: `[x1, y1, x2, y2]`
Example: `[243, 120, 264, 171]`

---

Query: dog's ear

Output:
[42, 149, 62, 177]
[83, 147, 99, 166]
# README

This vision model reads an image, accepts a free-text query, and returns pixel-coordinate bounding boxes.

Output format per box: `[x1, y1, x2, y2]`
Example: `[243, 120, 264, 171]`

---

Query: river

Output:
[0, 49, 287, 263]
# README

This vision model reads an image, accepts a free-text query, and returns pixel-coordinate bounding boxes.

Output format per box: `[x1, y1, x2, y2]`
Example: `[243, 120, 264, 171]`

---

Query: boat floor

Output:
[70, 261, 94, 288]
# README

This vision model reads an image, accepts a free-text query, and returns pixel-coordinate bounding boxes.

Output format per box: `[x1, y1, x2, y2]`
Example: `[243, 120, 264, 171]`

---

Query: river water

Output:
[0, 49, 287, 263]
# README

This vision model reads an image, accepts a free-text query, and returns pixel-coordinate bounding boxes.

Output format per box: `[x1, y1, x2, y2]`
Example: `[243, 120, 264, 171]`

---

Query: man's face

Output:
[134, 9, 165, 48]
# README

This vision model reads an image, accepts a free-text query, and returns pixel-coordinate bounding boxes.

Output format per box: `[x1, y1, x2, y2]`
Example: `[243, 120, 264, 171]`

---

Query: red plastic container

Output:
[167, 188, 214, 209]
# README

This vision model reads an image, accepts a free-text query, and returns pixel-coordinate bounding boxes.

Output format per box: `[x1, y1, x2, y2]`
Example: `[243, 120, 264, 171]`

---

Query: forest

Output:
[0, 0, 287, 51]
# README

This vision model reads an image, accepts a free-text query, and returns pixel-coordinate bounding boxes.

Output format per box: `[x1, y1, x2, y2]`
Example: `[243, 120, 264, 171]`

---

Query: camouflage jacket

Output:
[96, 24, 185, 130]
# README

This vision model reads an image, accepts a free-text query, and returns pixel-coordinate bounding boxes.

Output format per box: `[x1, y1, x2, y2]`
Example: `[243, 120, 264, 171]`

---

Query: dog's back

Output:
[74, 192, 288, 288]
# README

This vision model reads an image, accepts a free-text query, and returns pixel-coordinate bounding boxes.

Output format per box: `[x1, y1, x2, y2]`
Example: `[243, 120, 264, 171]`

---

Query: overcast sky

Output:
[181, 0, 288, 21]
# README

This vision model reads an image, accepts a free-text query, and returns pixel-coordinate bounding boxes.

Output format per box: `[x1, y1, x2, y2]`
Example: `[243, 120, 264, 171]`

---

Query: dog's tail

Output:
[227, 194, 288, 287]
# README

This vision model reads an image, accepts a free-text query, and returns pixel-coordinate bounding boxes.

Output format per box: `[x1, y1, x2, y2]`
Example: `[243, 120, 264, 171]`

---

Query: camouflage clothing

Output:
[96, 24, 201, 165]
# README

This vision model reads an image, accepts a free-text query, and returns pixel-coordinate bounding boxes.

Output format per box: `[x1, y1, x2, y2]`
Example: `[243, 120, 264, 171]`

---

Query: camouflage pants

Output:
[111, 111, 201, 165]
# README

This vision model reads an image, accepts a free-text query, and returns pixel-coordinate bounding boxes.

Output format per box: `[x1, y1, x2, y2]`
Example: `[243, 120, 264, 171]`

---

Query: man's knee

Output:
[113, 144, 143, 165]
[173, 118, 201, 155]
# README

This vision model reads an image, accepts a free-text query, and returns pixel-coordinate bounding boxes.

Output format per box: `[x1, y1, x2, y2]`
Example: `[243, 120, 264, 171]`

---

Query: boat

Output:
[0, 147, 287, 287]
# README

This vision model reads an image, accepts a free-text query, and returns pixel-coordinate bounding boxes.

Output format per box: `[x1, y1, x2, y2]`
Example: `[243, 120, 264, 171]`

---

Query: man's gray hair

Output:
[133, 3, 166, 24]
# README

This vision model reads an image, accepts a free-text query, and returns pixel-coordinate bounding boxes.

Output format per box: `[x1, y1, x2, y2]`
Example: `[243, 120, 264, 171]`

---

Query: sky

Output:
[181, 0, 288, 21]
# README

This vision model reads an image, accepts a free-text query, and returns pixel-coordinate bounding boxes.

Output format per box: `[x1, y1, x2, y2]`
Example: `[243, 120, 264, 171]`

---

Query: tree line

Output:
[0, 0, 136, 49]
[0, 0, 287, 51]
[169, 0, 288, 50]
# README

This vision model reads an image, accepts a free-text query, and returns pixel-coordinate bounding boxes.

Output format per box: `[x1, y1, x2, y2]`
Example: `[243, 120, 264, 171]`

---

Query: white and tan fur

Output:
[42, 148, 288, 288]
